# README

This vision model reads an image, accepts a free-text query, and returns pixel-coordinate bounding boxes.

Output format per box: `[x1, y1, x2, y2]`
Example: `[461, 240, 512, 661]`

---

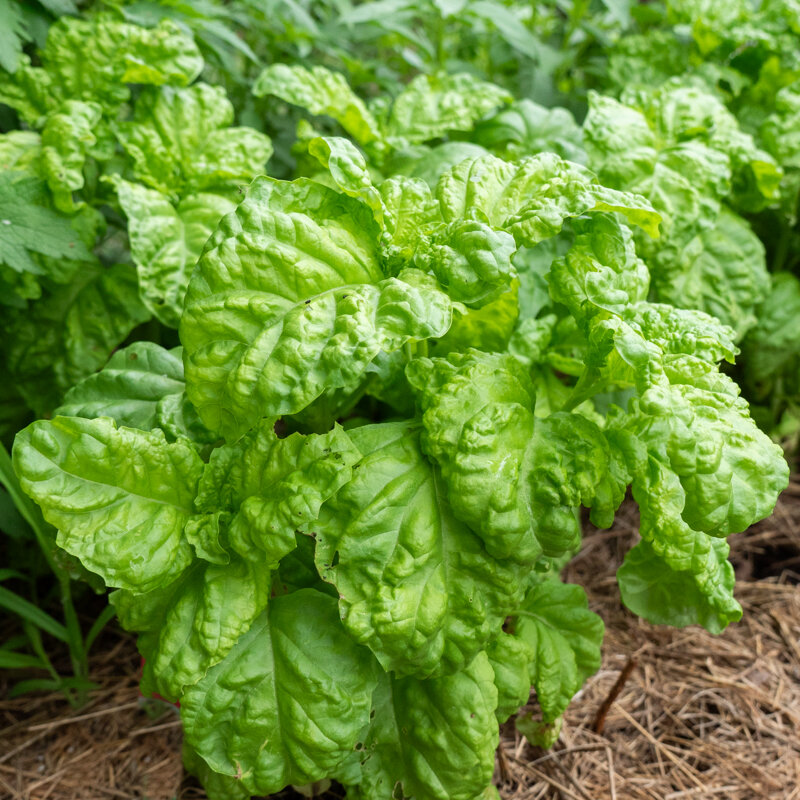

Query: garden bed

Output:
[2, 481, 799, 800]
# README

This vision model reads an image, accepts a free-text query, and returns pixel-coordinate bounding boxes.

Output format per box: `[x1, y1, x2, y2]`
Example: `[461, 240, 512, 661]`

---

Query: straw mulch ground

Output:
[1, 482, 799, 800]
[0, 634, 183, 800]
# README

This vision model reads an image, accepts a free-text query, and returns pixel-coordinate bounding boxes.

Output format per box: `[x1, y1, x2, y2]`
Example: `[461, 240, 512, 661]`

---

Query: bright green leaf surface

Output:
[347, 654, 498, 800]
[56, 342, 212, 444]
[181, 177, 452, 440]
[253, 64, 383, 149]
[116, 84, 273, 195]
[40, 100, 101, 211]
[182, 590, 379, 795]
[112, 177, 236, 327]
[509, 580, 603, 722]
[13, 416, 201, 592]
[408, 351, 627, 562]
[385, 72, 511, 145]
[436, 154, 660, 245]
[190, 420, 358, 563]
[112, 558, 271, 700]
[315, 421, 526, 678]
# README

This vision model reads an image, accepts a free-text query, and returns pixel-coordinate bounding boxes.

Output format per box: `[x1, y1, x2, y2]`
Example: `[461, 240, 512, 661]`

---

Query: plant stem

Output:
[561, 366, 601, 412]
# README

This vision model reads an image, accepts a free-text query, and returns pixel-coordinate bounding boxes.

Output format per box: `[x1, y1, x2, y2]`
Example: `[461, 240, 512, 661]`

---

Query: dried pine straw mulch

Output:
[0, 633, 183, 800]
[1, 481, 799, 800]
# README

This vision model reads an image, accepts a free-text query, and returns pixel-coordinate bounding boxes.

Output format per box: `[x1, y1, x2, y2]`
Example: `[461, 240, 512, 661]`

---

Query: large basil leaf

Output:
[112, 177, 236, 327]
[112, 558, 270, 701]
[436, 154, 660, 245]
[181, 178, 452, 440]
[13, 416, 201, 592]
[116, 83, 272, 195]
[189, 420, 358, 564]
[315, 421, 526, 678]
[56, 342, 213, 444]
[346, 655, 498, 800]
[181, 589, 379, 796]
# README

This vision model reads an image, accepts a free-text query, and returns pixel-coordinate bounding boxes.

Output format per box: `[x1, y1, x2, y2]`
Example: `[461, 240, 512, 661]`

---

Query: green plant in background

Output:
[0, 11, 272, 440]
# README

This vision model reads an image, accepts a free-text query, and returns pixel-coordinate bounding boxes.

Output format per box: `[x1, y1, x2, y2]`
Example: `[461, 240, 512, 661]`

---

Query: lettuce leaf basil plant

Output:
[13, 130, 789, 798]
[3, 7, 792, 800]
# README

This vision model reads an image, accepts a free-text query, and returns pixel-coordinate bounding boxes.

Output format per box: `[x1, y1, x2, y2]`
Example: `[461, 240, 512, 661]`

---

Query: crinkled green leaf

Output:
[42, 15, 202, 107]
[13, 416, 201, 593]
[761, 87, 800, 217]
[56, 342, 213, 444]
[621, 304, 738, 367]
[112, 558, 270, 700]
[486, 632, 533, 723]
[182, 589, 379, 795]
[112, 176, 236, 327]
[253, 64, 383, 149]
[564, 235, 741, 405]
[2, 16, 201, 123]
[346, 654, 498, 800]
[508, 315, 557, 369]
[605, 30, 689, 94]
[190, 420, 358, 564]
[631, 82, 782, 210]
[657, 208, 770, 339]
[508, 580, 604, 722]
[547, 214, 650, 323]
[618, 377, 787, 540]
[584, 92, 732, 258]
[384, 72, 511, 145]
[0, 56, 52, 125]
[181, 177, 452, 440]
[638, 159, 722, 266]
[436, 154, 660, 246]
[315, 421, 526, 678]
[379, 175, 441, 270]
[307, 136, 384, 223]
[618, 536, 740, 633]
[40, 100, 101, 211]
[417, 219, 516, 307]
[408, 351, 628, 562]
[475, 99, 586, 163]
[582, 89, 775, 309]
[116, 84, 272, 195]
[582, 93, 658, 187]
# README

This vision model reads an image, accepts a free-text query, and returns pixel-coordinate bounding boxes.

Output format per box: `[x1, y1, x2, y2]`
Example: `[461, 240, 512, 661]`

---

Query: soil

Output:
[1, 480, 799, 800]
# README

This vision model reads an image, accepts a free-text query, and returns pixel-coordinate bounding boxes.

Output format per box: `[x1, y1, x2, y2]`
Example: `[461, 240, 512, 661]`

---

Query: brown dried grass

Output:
[0, 633, 183, 800]
[1, 482, 799, 800]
